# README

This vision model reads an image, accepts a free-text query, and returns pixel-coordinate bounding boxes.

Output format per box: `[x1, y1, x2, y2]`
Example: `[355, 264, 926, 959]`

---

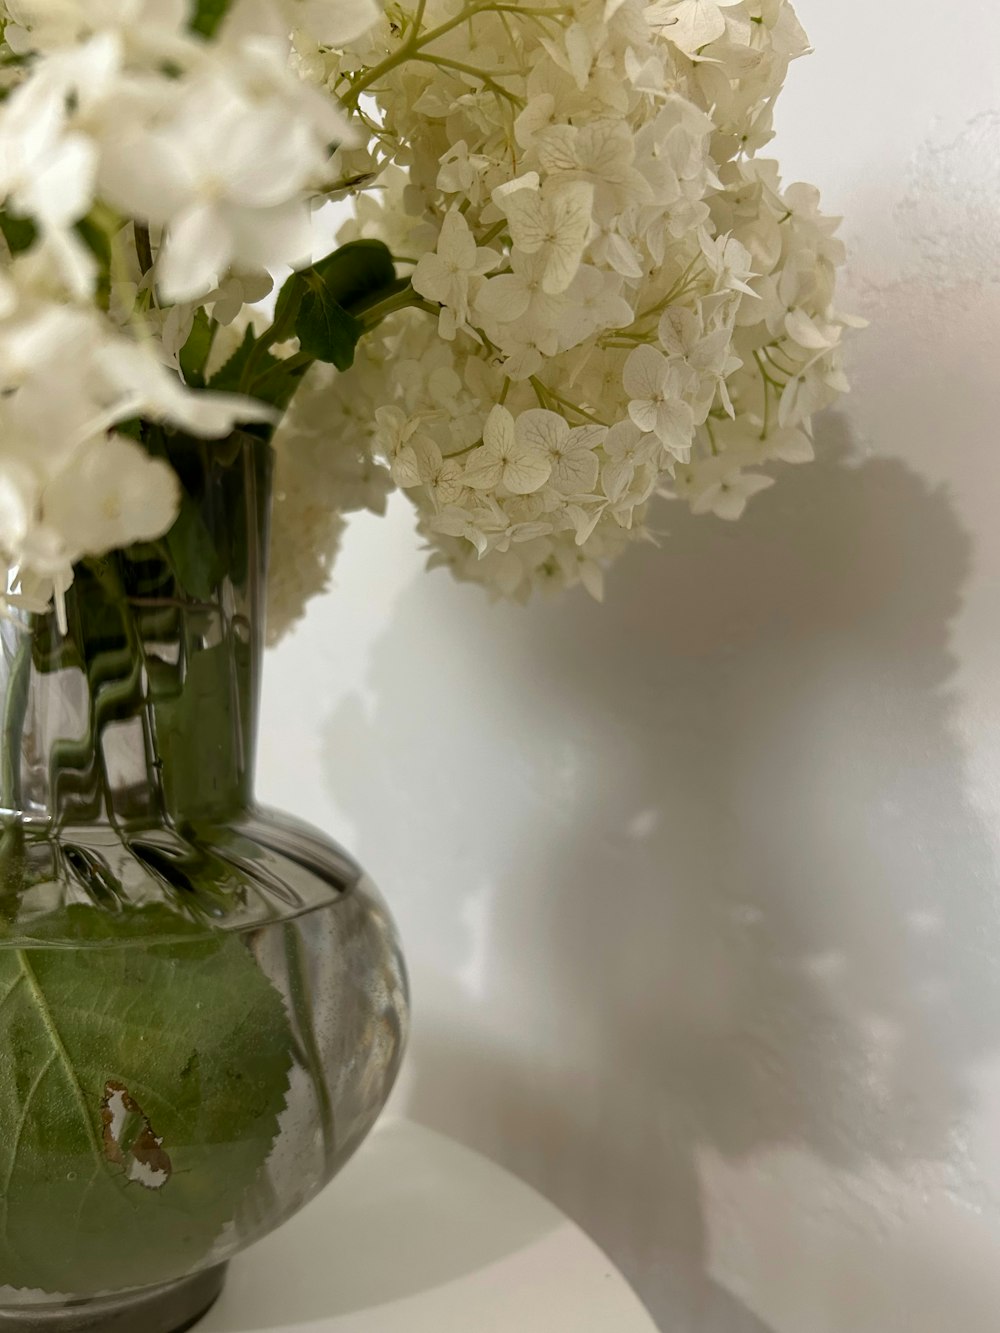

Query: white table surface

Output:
[198, 1118, 658, 1332]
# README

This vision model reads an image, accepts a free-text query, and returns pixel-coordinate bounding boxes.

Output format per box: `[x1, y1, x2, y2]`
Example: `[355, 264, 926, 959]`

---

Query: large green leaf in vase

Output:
[0, 905, 293, 1295]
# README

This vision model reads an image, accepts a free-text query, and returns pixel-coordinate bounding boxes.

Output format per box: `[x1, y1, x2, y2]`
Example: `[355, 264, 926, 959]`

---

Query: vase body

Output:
[0, 437, 408, 1330]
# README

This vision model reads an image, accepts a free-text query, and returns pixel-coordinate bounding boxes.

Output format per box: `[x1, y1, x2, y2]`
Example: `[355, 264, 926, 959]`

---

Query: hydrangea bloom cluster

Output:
[0, 0, 854, 634]
[279, 0, 856, 609]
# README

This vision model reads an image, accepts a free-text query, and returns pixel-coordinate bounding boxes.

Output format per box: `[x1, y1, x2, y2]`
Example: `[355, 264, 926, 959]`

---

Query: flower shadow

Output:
[319, 413, 999, 1330]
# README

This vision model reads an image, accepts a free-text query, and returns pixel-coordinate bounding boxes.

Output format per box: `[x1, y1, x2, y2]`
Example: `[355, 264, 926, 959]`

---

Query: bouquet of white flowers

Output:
[0, 4, 856, 1317]
[0, 0, 853, 640]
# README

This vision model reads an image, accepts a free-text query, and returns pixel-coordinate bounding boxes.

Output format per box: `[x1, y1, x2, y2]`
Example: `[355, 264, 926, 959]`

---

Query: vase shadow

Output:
[318, 413, 999, 1331]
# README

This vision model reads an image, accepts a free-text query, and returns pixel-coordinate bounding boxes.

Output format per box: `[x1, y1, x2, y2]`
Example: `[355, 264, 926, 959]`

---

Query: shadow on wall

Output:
[321, 415, 999, 1332]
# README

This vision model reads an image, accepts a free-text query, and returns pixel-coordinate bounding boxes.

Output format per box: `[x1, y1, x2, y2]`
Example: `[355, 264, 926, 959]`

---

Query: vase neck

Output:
[0, 434, 272, 830]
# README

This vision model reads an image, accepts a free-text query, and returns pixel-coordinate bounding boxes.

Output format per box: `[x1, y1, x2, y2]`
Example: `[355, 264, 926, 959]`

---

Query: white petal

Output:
[483, 404, 516, 455]
[623, 344, 669, 401]
[785, 308, 834, 351]
[476, 274, 530, 323]
[226, 200, 313, 271]
[567, 424, 608, 452]
[305, 0, 379, 45]
[503, 189, 548, 255]
[225, 109, 318, 208]
[438, 210, 477, 272]
[98, 132, 195, 224]
[541, 182, 594, 294]
[20, 132, 96, 226]
[412, 252, 451, 305]
[579, 558, 604, 601]
[463, 447, 504, 491]
[516, 409, 568, 454]
[552, 447, 600, 494]
[502, 444, 551, 495]
[0, 462, 39, 553]
[42, 436, 180, 559]
[655, 400, 694, 457]
[158, 203, 232, 302]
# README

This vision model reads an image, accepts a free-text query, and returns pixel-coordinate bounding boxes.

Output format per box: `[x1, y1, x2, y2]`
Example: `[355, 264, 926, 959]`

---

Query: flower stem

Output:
[412, 52, 525, 105]
[133, 223, 154, 277]
[344, 1, 568, 106]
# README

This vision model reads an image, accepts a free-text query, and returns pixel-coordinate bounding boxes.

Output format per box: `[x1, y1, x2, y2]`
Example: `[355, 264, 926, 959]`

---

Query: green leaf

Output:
[310, 240, 396, 311]
[296, 286, 363, 371]
[179, 308, 215, 388]
[207, 326, 268, 394]
[0, 212, 37, 255]
[153, 640, 250, 822]
[205, 326, 302, 412]
[0, 905, 293, 1295]
[189, 0, 233, 37]
[74, 216, 114, 311]
[165, 491, 224, 601]
[288, 241, 398, 367]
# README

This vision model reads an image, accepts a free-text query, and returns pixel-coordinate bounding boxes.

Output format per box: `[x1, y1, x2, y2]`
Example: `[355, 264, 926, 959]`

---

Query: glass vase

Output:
[0, 432, 408, 1331]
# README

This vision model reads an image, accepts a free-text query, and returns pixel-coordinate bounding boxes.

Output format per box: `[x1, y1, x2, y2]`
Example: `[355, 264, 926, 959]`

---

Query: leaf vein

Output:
[16, 953, 104, 1166]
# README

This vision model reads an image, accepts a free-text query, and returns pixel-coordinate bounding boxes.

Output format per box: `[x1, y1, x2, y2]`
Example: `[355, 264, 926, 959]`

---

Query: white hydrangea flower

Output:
[0, 0, 855, 632]
[516, 411, 604, 496]
[0, 245, 274, 609]
[41, 434, 180, 559]
[274, 0, 854, 614]
[463, 406, 552, 496]
[684, 462, 775, 520]
[495, 178, 595, 296]
[623, 346, 696, 458]
[98, 66, 343, 301]
[412, 210, 499, 340]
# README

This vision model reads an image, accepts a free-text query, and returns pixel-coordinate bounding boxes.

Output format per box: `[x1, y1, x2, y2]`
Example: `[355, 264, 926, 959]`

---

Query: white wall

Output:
[259, 3, 1000, 1328]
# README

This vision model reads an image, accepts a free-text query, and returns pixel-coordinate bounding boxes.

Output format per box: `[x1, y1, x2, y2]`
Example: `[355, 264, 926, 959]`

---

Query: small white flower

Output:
[475, 251, 566, 329]
[647, 0, 744, 55]
[496, 179, 595, 295]
[41, 434, 180, 557]
[601, 420, 659, 501]
[437, 141, 492, 201]
[535, 120, 652, 214]
[688, 467, 774, 520]
[373, 408, 442, 488]
[623, 345, 695, 457]
[516, 410, 605, 495]
[412, 210, 499, 340]
[557, 265, 634, 348]
[496, 319, 560, 383]
[700, 233, 758, 298]
[463, 406, 553, 495]
[98, 54, 348, 301]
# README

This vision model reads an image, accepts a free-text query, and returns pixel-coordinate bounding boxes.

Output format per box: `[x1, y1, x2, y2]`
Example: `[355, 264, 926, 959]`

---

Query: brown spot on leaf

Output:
[100, 1080, 172, 1189]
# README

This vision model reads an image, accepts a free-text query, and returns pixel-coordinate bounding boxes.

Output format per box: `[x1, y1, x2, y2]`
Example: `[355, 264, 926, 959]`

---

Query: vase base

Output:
[0, 1265, 228, 1333]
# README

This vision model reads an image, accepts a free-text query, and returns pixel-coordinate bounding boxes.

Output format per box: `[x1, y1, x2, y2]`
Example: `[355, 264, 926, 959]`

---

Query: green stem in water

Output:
[1, 634, 31, 819]
[0, 633, 31, 916]
[283, 924, 337, 1177]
